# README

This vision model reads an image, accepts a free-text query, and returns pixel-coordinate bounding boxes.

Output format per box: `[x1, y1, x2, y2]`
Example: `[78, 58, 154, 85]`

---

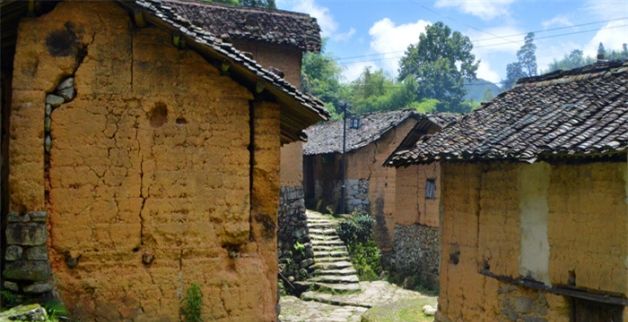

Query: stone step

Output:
[310, 274, 360, 284]
[313, 256, 352, 263]
[310, 239, 345, 246]
[309, 234, 341, 240]
[314, 251, 349, 258]
[315, 268, 358, 276]
[311, 245, 348, 252]
[312, 261, 354, 270]
[308, 228, 337, 236]
[307, 222, 337, 229]
[308, 282, 361, 294]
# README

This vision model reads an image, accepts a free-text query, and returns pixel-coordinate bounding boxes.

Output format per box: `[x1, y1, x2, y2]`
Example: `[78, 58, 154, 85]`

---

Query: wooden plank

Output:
[480, 269, 628, 306]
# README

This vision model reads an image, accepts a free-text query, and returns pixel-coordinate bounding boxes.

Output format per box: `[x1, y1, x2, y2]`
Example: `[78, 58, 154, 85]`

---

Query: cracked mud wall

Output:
[437, 162, 627, 322]
[9, 2, 280, 321]
[345, 118, 416, 254]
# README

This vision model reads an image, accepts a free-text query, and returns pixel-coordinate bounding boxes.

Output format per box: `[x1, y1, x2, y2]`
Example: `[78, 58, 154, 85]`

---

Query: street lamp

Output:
[339, 101, 349, 214]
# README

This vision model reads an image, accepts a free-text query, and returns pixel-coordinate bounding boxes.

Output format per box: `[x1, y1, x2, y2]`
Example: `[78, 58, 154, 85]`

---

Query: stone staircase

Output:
[304, 210, 360, 294]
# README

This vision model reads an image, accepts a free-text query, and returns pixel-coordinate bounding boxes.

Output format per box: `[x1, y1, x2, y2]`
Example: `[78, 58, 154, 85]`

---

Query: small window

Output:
[425, 179, 436, 199]
[349, 117, 360, 129]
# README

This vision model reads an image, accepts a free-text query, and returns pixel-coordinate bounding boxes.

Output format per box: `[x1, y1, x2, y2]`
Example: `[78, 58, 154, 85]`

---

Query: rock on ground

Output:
[279, 296, 367, 322]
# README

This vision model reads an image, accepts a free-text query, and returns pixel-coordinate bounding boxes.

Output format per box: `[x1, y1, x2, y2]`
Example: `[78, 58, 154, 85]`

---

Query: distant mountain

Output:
[464, 78, 502, 102]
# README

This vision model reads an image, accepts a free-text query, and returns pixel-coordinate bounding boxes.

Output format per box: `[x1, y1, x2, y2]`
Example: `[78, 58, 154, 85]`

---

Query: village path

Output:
[278, 281, 437, 322]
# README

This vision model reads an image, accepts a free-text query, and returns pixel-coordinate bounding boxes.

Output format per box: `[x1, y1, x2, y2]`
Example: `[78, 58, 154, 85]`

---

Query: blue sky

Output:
[276, 0, 628, 86]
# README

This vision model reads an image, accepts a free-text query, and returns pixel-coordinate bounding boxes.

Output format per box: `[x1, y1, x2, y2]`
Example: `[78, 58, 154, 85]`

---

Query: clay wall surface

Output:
[393, 162, 441, 228]
[437, 161, 627, 322]
[349, 118, 417, 253]
[7, 2, 281, 320]
[232, 40, 302, 87]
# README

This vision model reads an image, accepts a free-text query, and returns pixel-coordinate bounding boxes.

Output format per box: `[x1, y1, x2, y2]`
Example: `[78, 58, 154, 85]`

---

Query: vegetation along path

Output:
[281, 210, 437, 321]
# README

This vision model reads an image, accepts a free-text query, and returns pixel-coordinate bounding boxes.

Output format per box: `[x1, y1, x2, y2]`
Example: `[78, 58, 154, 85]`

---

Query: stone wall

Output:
[437, 161, 627, 322]
[277, 186, 313, 284]
[3, 211, 52, 302]
[346, 178, 369, 213]
[7, 2, 282, 320]
[391, 224, 439, 290]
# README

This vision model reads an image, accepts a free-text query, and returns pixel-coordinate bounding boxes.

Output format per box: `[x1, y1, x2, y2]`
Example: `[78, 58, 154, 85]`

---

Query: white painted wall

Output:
[518, 162, 551, 285]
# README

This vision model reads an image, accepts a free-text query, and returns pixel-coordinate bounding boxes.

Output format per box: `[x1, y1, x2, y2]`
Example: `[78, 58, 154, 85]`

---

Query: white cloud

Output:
[467, 26, 525, 56]
[333, 28, 356, 42]
[342, 61, 377, 82]
[542, 15, 573, 29]
[434, 0, 515, 20]
[476, 60, 501, 84]
[583, 21, 628, 57]
[279, 0, 337, 36]
[583, 0, 628, 20]
[368, 18, 431, 74]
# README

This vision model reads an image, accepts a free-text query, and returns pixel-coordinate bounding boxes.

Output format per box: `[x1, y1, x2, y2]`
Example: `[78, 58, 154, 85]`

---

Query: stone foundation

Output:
[346, 179, 369, 214]
[3, 211, 53, 303]
[277, 186, 313, 284]
[390, 224, 440, 290]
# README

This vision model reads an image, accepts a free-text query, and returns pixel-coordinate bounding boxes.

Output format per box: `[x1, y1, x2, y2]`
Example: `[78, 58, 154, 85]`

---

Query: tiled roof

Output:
[303, 110, 456, 155]
[164, 0, 321, 52]
[387, 61, 628, 166]
[120, 0, 329, 139]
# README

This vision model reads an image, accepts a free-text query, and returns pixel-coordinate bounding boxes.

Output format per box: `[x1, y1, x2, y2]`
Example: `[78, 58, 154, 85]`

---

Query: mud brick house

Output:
[303, 110, 453, 258]
[158, 0, 323, 278]
[388, 61, 628, 322]
[383, 113, 459, 290]
[0, 0, 328, 320]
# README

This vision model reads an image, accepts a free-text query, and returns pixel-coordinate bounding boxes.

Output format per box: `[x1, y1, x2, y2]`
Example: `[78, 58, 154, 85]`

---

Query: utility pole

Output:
[340, 101, 348, 214]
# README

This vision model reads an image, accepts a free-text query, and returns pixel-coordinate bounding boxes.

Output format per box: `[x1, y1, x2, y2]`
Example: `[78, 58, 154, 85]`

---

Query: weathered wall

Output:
[437, 161, 627, 322]
[232, 40, 302, 87]
[7, 2, 282, 320]
[353, 118, 417, 253]
[280, 141, 303, 187]
[391, 224, 439, 290]
[393, 162, 441, 228]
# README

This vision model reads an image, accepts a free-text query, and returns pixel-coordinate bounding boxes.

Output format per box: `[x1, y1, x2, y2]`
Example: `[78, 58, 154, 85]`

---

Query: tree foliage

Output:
[503, 32, 537, 89]
[301, 45, 346, 118]
[545, 44, 628, 74]
[398, 22, 478, 112]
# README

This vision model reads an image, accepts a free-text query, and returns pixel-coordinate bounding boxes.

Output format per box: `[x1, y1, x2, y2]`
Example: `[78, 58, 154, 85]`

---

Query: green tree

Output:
[546, 49, 595, 73]
[241, 0, 276, 8]
[517, 32, 537, 76]
[398, 22, 478, 112]
[503, 33, 538, 89]
[346, 68, 421, 114]
[597, 42, 606, 59]
[301, 44, 346, 118]
[481, 88, 495, 102]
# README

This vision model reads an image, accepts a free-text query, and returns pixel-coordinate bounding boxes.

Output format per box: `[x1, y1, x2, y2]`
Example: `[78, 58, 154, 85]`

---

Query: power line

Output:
[336, 24, 628, 65]
[333, 17, 628, 63]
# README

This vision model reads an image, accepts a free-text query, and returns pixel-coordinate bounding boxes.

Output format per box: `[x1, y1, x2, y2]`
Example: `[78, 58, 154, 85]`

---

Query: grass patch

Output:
[360, 298, 436, 322]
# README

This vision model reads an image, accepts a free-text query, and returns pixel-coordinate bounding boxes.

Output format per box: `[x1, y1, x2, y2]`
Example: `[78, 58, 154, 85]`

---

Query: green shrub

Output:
[337, 213, 373, 245]
[43, 300, 68, 321]
[336, 213, 381, 281]
[182, 283, 203, 322]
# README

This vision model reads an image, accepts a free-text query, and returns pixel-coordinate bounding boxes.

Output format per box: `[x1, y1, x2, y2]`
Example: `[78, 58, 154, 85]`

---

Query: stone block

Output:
[3, 281, 19, 292]
[28, 211, 47, 222]
[6, 223, 47, 246]
[46, 94, 65, 107]
[3, 261, 51, 282]
[23, 281, 53, 294]
[5, 245, 24, 261]
[7, 212, 30, 223]
[25, 246, 48, 260]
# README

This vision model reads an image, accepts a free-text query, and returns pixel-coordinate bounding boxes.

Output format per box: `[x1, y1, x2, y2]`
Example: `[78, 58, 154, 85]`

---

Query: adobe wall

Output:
[437, 161, 627, 322]
[345, 118, 417, 253]
[232, 40, 302, 87]
[5, 2, 281, 321]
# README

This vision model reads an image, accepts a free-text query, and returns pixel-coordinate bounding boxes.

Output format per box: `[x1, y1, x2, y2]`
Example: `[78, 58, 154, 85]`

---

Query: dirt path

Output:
[279, 281, 437, 322]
